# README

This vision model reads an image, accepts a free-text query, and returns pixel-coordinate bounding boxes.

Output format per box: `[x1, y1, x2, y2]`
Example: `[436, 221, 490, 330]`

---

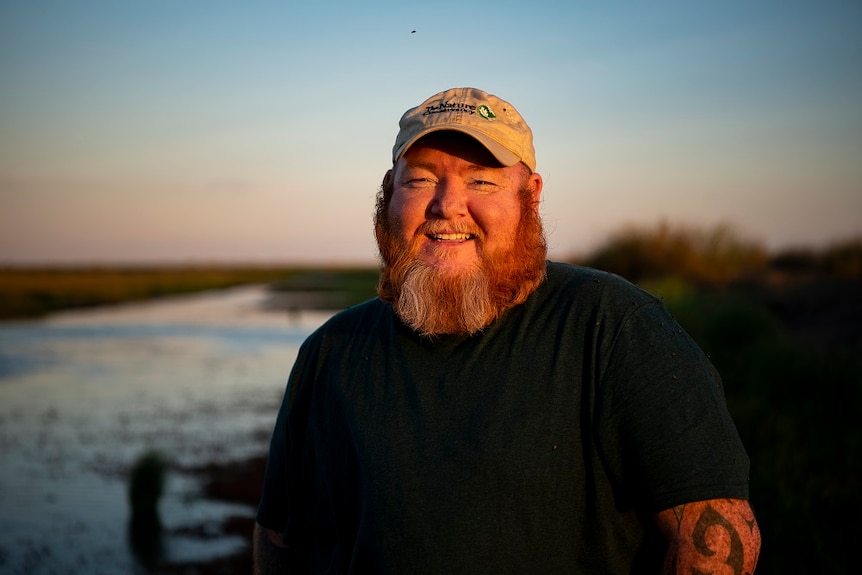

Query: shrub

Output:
[820, 236, 862, 277]
[579, 221, 768, 286]
[770, 235, 862, 277]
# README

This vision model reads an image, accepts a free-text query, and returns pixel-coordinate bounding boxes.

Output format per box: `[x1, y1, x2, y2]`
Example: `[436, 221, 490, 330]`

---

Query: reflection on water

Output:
[0, 286, 331, 574]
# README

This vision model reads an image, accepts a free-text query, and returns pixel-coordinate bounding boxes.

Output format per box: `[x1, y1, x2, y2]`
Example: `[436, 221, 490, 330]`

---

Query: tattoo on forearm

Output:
[666, 499, 760, 575]
[691, 503, 744, 574]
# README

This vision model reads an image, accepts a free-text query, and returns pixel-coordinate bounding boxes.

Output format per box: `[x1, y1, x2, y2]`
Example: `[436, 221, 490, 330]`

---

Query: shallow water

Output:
[0, 286, 331, 574]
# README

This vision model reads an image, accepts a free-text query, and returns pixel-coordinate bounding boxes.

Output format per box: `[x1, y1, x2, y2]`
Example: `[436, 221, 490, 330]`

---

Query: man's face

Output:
[374, 132, 547, 336]
[387, 132, 542, 275]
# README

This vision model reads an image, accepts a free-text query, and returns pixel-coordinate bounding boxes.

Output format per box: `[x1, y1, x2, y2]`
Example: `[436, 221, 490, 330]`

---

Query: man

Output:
[254, 87, 761, 573]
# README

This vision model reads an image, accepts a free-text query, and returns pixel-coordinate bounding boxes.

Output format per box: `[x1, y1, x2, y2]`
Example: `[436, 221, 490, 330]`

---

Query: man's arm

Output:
[253, 521, 292, 575]
[655, 498, 761, 575]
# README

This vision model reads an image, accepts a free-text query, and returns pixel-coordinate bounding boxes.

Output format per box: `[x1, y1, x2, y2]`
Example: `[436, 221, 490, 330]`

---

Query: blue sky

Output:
[1, 0, 860, 264]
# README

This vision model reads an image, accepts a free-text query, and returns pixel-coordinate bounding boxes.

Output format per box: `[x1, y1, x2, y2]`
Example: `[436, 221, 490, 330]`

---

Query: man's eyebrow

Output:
[401, 160, 436, 172]
[465, 164, 500, 172]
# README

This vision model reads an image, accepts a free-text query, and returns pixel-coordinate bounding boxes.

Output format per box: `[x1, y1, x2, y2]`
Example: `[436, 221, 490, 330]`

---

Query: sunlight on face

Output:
[388, 132, 541, 275]
[375, 132, 547, 336]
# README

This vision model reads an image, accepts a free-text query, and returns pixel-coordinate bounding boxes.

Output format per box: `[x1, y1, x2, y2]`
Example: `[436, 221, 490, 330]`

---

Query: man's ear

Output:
[528, 172, 543, 212]
[382, 169, 393, 189]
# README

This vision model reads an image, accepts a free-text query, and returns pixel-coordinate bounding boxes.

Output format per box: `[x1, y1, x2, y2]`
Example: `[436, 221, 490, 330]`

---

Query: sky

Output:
[1, 0, 860, 265]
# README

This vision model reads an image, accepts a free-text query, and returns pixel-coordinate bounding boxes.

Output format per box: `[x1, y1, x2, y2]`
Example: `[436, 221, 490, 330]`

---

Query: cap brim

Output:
[395, 126, 522, 168]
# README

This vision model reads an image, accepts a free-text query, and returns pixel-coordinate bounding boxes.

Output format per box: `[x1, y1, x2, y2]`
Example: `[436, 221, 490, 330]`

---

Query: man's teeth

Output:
[431, 233, 473, 241]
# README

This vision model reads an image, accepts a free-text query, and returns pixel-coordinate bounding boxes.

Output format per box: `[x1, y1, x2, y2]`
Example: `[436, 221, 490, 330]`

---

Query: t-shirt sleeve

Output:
[594, 295, 750, 513]
[255, 337, 317, 538]
[256, 383, 290, 531]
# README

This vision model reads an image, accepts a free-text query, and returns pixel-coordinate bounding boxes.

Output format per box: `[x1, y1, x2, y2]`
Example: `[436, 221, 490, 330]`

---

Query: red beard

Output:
[374, 184, 547, 337]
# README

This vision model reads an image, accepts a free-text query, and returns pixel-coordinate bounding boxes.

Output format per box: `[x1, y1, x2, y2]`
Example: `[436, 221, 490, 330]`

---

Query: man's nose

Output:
[428, 180, 468, 219]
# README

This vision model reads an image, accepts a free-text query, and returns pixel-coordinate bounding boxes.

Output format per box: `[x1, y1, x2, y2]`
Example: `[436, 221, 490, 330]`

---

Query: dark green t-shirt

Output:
[257, 262, 750, 573]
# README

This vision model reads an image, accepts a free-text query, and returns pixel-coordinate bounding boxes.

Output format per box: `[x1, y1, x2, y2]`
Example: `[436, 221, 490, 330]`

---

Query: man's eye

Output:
[471, 180, 498, 189]
[404, 177, 435, 186]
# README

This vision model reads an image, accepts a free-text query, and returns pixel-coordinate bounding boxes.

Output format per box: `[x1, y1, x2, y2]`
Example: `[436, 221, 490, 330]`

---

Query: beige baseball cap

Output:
[392, 87, 536, 172]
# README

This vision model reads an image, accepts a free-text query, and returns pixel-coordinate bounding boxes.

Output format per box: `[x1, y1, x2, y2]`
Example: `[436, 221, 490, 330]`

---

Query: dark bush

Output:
[579, 221, 768, 287]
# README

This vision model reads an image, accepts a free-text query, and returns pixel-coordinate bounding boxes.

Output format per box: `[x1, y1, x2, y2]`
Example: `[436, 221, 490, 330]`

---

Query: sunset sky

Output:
[1, 0, 860, 265]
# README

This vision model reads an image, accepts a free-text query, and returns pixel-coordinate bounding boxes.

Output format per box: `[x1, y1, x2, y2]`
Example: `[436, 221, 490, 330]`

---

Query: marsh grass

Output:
[0, 266, 380, 319]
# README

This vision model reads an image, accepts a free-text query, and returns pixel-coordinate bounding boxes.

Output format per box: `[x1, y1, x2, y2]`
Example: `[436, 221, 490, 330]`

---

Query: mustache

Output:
[416, 220, 483, 240]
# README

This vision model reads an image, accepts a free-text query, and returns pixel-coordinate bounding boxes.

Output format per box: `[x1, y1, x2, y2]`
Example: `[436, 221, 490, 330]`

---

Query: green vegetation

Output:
[579, 220, 768, 287]
[268, 267, 381, 308]
[770, 236, 862, 277]
[0, 266, 380, 320]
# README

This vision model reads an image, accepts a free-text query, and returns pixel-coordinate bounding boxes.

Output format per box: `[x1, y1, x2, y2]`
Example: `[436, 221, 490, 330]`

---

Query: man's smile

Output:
[427, 232, 477, 242]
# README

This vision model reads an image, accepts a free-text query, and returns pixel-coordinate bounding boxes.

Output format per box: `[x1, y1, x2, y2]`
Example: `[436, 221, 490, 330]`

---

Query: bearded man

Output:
[254, 87, 761, 574]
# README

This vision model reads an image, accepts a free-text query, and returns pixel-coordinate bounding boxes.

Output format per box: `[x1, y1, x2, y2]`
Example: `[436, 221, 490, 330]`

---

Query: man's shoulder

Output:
[543, 261, 656, 303]
[545, 260, 605, 283]
[313, 297, 391, 337]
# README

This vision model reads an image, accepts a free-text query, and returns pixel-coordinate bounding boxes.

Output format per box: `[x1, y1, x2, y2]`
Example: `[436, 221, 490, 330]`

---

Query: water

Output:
[0, 286, 332, 574]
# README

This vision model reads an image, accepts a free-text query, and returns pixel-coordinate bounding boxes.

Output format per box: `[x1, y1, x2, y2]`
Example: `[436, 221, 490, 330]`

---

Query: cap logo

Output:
[477, 105, 496, 120]
[422, 101, 476, 116]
